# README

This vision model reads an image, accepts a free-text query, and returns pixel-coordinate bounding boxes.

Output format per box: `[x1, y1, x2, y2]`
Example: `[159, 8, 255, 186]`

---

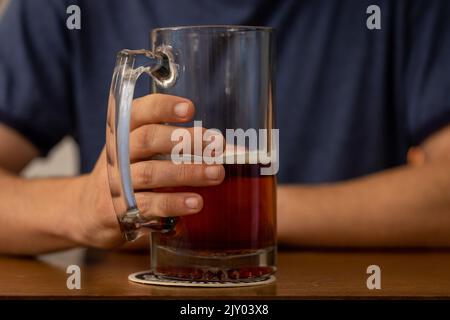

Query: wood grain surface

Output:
[1, 249, 450, 299]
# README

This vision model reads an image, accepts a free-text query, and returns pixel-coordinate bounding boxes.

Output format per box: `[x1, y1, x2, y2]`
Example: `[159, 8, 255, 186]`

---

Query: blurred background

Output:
[0, 0, 84, 266]
[1, 0, 78, 179]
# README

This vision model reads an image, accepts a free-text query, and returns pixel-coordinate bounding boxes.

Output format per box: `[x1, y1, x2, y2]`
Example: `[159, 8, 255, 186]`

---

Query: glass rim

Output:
[151, 25, 274, 33]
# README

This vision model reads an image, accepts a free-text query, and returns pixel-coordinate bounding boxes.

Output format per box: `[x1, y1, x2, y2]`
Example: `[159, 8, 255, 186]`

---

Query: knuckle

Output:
[139, 162, 154, 187]
[133, 94, 166, 125]
[134, 127, 147, 149]
[147, 93, 166, 111]
[157, 195, 172, 216]
[136, 194, 150, 214]
[143, 124, 158, 149]
[176, 164, 190, 182]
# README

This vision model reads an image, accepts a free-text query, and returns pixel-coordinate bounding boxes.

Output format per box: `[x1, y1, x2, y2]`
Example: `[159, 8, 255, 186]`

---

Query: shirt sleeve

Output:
[405, 0, 450, 145]
[0, 0, 74, 155]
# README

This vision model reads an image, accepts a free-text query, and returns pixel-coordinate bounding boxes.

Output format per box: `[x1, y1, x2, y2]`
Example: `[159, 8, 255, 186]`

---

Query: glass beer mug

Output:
[106, 26, 277, 283]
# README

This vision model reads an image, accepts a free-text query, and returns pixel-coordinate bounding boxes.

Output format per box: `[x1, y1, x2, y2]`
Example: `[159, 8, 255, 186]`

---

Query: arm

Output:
[278, 125, 450, 248]
[0, 95, 225, 255]
[0, 124, 82, 254]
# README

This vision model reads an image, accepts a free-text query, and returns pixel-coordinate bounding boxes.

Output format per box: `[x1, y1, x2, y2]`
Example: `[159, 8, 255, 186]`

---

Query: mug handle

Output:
[106, 49, 177, 241]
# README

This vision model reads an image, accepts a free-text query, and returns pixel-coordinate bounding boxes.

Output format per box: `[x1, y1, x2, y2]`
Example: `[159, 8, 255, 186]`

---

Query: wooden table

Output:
[1, 249, 450, 299]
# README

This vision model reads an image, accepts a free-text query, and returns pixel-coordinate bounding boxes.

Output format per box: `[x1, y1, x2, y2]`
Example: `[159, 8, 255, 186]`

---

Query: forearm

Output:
[278, 160, 450, 248]
[0, 170, 86, 255]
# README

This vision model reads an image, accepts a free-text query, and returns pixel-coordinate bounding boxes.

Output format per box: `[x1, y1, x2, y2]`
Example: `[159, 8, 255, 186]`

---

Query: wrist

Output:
[59, 174, 91, 246]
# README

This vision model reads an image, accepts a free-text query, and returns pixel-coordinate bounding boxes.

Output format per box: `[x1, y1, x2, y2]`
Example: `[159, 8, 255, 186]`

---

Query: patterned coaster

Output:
[128, 270, 276, 288]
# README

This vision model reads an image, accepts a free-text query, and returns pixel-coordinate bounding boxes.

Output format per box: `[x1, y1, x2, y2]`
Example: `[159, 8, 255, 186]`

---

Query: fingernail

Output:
[185, 197, 200, 209]
[174, 102, 190, 117]
[205, 166, 220, 180]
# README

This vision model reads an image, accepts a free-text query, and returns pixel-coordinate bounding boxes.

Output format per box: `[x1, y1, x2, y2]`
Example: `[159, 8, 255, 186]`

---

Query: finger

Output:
[130, 124, 209, 161]
[203, 129, 226, 158]
[130, 94, 194, 130]
[135, 192, 203, 218]
[131, 161, 225, 189]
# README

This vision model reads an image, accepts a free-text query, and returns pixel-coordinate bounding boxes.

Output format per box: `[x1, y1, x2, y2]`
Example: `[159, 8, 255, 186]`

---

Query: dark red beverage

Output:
[154, 163, 276, 253]
[151, 162, 276, 282]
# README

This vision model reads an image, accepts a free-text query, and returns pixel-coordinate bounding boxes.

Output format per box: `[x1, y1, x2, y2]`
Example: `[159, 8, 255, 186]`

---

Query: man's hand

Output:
[0, 94, 224, 255]
[74, 94, 225, 249]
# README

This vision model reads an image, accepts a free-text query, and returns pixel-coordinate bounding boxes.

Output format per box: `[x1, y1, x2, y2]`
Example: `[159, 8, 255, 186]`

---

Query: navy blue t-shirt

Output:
[0, 0, 450, 183]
